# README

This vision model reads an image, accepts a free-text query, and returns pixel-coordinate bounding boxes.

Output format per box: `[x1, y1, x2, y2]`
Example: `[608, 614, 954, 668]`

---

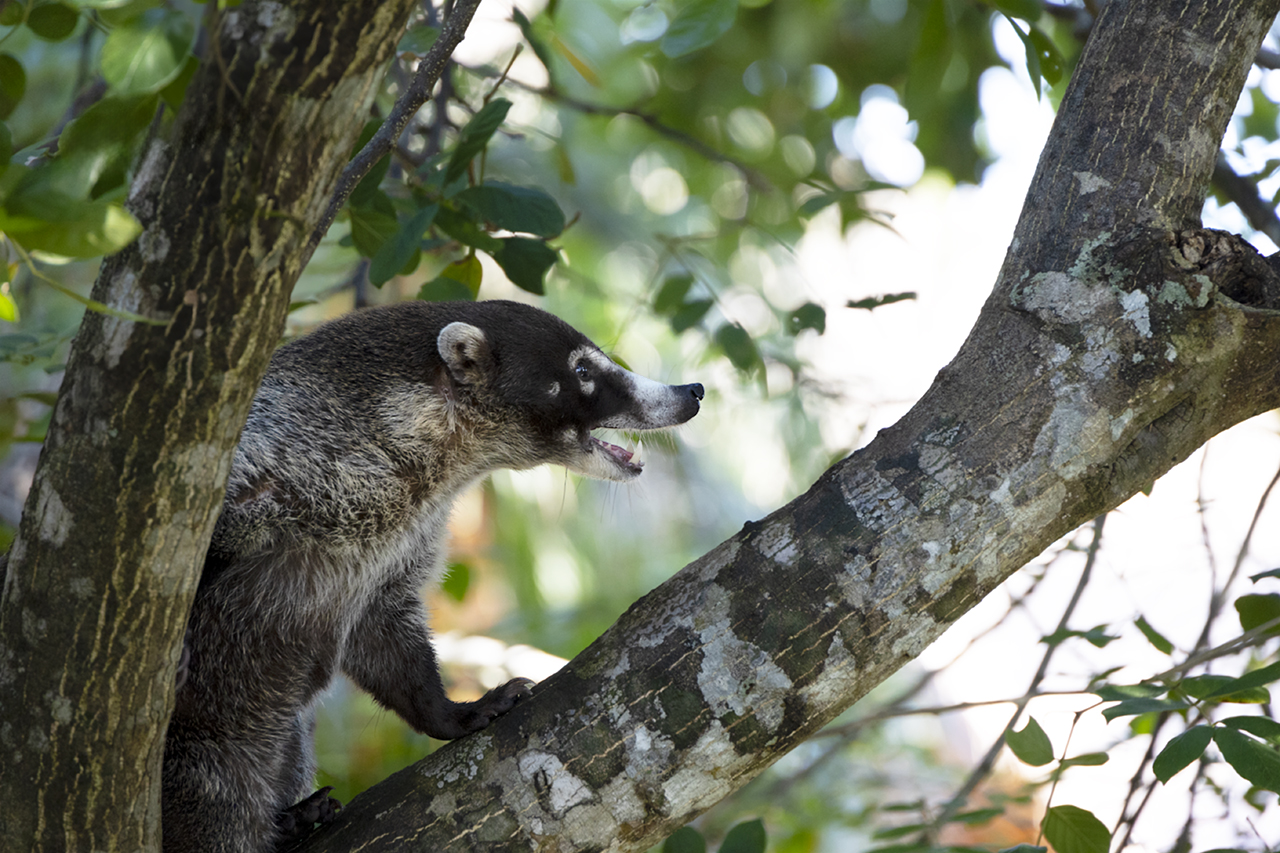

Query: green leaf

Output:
[798, 192, 839, 217]
[441, 561, 470, 602]
[1006, 717, 1054, 766]
[1221, 716, 1280, 742]
[661, 0, 737, 58]
[1040, 805, 1111, 853]
[455, 182, 566, 238]
[1059, 752, 1109, 768]
[0, 120, 11, 172]
[988, 0, 1042, 19]
[368, 203, 437, 286]
[0, 291, 17, 322]
[1183, 673, 1269, 705]
[1128, 712, 1159, 736]
[0, 3, 21, 25]
[719, 818, 766, 853]
[671, 299, 712, 333]
[654, 275, 694, 315]
[445, 98, 511, 183]
[1213, 727, 1280, 793]
[26, 3, 79, 41]
[663, 826, 706, 853]
[1043, 625, 1117, 649]
[1, 201, 141, 258]
[158, 53, 198, 112]
[492, 237, 557, 295]
[349, 154, 391, 207]
[1250, 568, 1280, 583]
[847, 292, 916, 310]
[872, 822, 927, 841]
[1201, 660, 1280, 701]
[1152, 725, 1212, 782]
[417, 275, 476, 303]
[95, 0, 167, 27]
[100, 11, 193, 95]
[436, 255, 483, 297]
[1236, 593, 1280, 635]
[1026, 26, 1063, 86]
[714, 323, 760, 373]
[49, 93, 158, 200]
[787, 302, 826, 335]
[0, 55, 26, 120]
[1101, 697, 1187, 722]
[1094, 683, 1166, 702]
[398, 24, 440, 56]
[905, 0, 950, 105]
[435, 205, 503, 253]
[997, 846, 1047, 853]
[348, 194, 399, 259]
[1135, 616, 1174, 654]
[949, 808, 1003, 825]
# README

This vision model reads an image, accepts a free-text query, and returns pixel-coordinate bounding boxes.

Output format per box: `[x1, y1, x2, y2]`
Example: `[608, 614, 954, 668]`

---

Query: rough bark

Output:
[0, 2, 416, 850]
[292, 1, 1280, 851]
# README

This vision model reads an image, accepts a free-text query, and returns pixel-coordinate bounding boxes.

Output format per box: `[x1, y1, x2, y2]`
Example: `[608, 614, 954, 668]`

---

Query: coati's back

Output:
[163, 300, 704, 852]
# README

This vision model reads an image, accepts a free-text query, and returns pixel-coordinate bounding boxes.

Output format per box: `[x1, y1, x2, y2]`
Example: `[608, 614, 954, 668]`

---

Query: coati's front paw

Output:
[442, 677, 534, 739]
[482, 676, 534, 718]
[277, 786, 341, 839]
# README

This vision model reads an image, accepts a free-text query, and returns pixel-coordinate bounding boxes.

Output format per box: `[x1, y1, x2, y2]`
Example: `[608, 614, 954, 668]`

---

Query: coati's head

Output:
[432, 301, 703, 482]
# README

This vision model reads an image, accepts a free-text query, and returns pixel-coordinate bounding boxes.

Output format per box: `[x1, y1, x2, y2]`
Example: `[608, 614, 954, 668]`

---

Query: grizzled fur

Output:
[162, 300, 703, 852]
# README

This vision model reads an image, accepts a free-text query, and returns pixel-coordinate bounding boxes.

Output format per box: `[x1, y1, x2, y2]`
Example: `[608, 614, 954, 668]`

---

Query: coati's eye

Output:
[575, 363, 591, 381]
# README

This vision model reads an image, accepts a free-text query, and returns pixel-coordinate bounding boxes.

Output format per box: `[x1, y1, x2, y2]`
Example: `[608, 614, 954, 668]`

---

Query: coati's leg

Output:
[341, 571, 533, 740]
[162, 732, 288, 853]
[165, 609, 337, 852]
[272, 707, 339, 838]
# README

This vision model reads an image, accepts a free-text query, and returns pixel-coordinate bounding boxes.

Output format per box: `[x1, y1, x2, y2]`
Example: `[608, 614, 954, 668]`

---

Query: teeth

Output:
[631, 438, 645, 467]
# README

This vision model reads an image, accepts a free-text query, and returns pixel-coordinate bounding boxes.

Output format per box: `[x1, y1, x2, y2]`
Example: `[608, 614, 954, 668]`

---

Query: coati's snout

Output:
[549, 344, 703, 482]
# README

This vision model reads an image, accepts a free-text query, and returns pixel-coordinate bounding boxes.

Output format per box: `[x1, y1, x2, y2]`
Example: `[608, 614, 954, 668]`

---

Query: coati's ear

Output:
[438, 322, 494, 385]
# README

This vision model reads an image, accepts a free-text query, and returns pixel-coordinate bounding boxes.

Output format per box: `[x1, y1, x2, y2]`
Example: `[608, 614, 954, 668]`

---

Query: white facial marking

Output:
[548, 381, 560, 397]
[597, 363, 696, 429]
[569, 345, 604, 396]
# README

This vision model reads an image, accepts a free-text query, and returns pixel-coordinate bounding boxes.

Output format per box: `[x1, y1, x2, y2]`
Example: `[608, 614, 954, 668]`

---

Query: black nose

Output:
[683, 383, 705, 401]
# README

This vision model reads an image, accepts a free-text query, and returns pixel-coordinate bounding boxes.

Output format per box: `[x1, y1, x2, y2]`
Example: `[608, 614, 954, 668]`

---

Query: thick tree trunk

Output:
[0, 2, 416, 849]
[293, 1, 1280, 851]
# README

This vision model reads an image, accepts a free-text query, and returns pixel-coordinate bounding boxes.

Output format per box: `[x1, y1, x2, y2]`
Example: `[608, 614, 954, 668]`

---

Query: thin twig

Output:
[1212, 153, 1280, 248]
[1193, 459, 1280, 653]
[814, 689, 1084, 739]
[498, 76, 773, 191]
[930, 514, 1108, 836]
[303, 0, 484, 262]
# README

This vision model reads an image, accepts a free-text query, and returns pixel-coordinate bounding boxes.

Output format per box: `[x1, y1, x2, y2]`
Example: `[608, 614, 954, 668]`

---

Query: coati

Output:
[163, 299, 704, 852]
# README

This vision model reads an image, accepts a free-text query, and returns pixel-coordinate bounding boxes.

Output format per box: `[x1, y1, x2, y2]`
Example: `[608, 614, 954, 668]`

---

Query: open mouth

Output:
[589, 434, 643, 475]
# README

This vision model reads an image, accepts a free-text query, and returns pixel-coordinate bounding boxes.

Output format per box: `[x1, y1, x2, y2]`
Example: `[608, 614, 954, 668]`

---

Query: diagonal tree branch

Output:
[294, 2, 1280, 850]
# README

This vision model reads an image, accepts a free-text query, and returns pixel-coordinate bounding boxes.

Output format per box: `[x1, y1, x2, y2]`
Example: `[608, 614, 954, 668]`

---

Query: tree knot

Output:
[1169, 228, 1280, 309]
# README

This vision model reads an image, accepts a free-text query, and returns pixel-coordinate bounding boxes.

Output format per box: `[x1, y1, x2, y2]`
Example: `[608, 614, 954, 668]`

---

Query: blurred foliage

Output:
[0, 0, 1279, 850]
